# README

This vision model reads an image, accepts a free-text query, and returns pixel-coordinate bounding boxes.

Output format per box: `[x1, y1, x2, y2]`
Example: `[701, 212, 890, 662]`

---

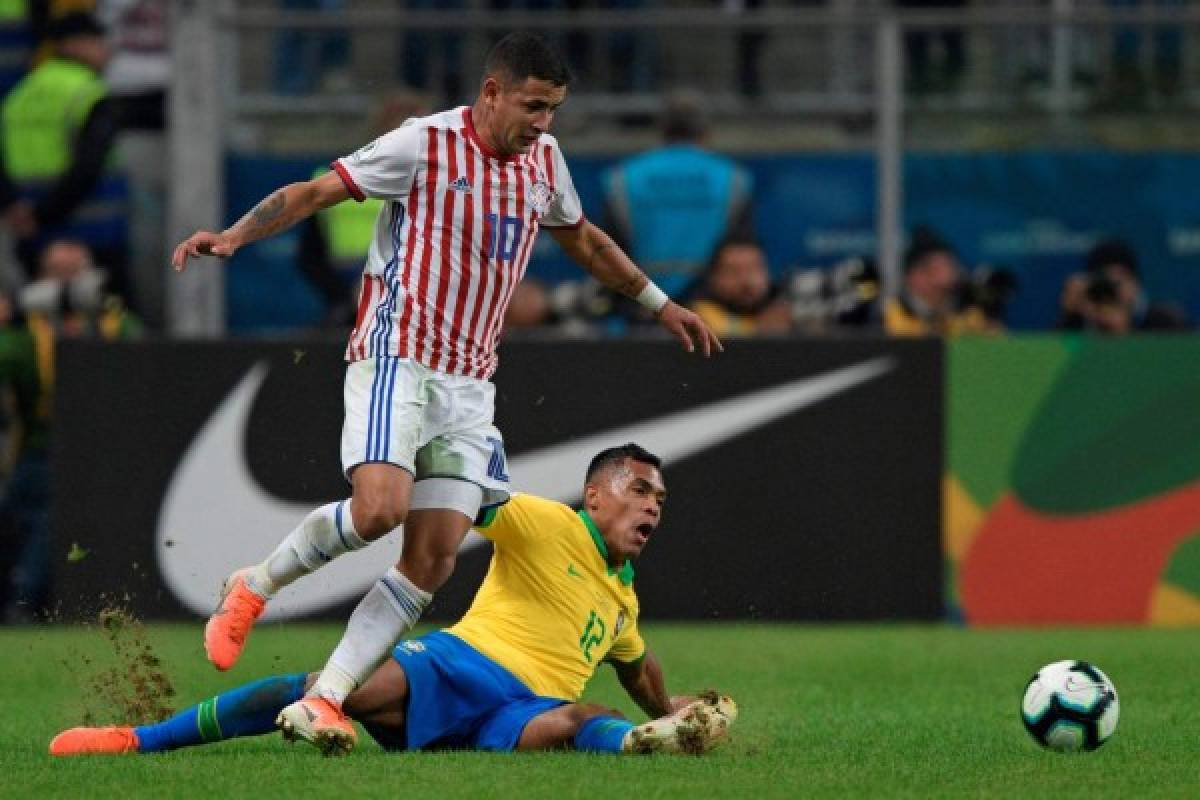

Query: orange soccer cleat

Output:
[49, 726, 140, 756]
[204, 569, 267, 671]
[276, 695, 358, 756]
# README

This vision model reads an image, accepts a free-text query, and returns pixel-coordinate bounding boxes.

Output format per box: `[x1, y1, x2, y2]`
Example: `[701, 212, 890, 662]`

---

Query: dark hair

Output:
[708, 234, 764, 269]
[48, 12, 106, 40]
[903, 226, 955, 274]
[484, 32, 571, 88]
[585, 443, 662, 483]
[1085, 238, 1139, 278]
[661, 89, 709, 143]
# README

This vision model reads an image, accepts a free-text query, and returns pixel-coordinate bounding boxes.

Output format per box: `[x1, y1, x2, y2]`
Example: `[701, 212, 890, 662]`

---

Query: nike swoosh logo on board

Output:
[156, 357, 894, 618]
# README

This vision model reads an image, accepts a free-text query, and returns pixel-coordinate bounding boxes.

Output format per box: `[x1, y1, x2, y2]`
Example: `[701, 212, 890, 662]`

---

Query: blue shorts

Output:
[366, 631, 566, 752]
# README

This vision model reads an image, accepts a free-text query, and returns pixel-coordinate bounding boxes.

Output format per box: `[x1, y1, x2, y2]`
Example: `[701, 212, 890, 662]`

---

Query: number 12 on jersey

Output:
[485, 213, 523, 262]
[579, 610, 606, 663]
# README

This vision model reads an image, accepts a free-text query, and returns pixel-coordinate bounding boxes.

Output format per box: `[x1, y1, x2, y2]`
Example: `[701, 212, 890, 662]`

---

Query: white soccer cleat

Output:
[624, 691, 738, 755]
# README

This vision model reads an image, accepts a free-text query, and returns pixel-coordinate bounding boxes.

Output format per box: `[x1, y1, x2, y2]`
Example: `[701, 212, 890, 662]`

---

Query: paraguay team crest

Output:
[527, 180, 553, 214]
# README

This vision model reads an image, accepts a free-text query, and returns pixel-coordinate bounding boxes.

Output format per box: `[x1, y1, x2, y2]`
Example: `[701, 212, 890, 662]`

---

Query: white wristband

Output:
[635, 281, 669, 313]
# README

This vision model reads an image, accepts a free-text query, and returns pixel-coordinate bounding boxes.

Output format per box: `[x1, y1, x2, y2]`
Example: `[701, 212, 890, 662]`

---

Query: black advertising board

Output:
[51, 337, 942, 621]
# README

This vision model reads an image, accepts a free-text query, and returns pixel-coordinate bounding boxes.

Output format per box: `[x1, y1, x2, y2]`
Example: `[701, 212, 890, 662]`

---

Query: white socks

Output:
[312, 566, 432, 704]
[246, 500, 367, 597]
[236, 501, 429, 705]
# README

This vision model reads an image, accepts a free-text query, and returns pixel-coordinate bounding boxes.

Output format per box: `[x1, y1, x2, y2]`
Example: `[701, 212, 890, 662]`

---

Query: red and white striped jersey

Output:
[333, 106, 584, 380]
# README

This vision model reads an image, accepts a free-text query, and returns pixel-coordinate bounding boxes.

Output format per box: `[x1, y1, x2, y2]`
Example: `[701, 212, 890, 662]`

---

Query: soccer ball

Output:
[1021, 660, 1119, 752]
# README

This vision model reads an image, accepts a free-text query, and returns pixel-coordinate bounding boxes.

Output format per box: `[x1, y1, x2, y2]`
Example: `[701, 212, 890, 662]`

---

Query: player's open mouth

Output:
[635, 523, 654, 542]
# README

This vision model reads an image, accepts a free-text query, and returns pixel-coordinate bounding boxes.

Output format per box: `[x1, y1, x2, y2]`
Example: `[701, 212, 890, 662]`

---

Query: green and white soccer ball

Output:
[1021, 660, 1119, 752]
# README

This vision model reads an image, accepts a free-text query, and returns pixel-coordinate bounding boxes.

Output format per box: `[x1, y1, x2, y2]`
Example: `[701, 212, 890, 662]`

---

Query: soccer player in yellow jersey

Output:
[49, 444, 737, 757]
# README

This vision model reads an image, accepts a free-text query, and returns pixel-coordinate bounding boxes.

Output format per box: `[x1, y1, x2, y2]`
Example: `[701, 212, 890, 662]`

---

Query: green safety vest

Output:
[313, 166, 384, 273]
[0, 0, 27, 20]
[1, 56, 126, 246]
[2, 57, 106, 180]
[0, 1, 32, 96]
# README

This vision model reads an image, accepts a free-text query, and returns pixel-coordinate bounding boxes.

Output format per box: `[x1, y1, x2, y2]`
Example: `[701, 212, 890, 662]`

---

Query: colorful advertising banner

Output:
[946, 336, 1200, 625]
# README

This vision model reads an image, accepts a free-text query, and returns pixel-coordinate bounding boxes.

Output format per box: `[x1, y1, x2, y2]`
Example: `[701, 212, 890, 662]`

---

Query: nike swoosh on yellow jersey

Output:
[157, 357, 894, 618]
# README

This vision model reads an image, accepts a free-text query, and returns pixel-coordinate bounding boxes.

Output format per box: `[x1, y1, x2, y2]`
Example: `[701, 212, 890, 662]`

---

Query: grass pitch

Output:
[3, 622, 1198, 799]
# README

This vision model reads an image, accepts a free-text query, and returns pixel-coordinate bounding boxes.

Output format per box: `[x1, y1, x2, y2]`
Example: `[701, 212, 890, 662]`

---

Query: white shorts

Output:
[341, 357, 510, 509]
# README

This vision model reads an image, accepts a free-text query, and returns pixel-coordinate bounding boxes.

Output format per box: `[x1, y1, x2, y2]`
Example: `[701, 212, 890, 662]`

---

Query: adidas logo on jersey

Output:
[449, 176, 472, 193]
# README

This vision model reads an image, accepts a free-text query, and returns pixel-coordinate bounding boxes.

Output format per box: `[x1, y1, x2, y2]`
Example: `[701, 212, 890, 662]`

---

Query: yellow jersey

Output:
[446, 493, 646, 701]
[883, 296, 996, 337]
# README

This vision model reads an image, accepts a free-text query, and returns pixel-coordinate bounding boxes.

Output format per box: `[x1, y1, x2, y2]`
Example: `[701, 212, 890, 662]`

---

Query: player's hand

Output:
[172, 231, 238, 272]
[668, 694, 699, 712]
[656, 301, 723, 357]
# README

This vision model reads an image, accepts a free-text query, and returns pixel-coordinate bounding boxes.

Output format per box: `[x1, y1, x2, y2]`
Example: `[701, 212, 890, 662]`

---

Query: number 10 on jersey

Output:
[485, 213, 523, 262]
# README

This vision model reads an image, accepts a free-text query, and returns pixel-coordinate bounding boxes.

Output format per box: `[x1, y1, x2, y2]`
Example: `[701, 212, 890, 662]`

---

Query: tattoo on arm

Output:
[231, 189, 295, 242]
[588, 243, 644, 296]
[587, 241, 613, 273]
[251, 190, 286, 225]
[611, 274, 644, 297]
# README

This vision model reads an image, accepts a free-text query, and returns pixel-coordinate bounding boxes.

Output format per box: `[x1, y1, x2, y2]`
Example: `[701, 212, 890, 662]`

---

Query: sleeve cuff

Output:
[541, 215, 586, 231]
[606, 650, 646, 668]
[331, 160, 366, 202]
[474, 505, 500, 529]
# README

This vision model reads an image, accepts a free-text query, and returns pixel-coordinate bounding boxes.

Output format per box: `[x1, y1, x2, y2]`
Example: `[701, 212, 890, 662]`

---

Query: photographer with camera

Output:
[883, 228, 1000, 337]
[0, 238, 140, 622]
[689, 236, 792, 337]
[1059, 238, 1190, 334]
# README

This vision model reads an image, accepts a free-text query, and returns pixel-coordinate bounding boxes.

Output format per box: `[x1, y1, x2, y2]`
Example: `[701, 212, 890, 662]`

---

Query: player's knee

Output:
[351, 494, 406, 539]
[397, 549, 458, 592]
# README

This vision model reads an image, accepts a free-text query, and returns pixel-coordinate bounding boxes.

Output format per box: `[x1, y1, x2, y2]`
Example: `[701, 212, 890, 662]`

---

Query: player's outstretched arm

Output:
[549, 222, 723, 357]
[609, 648, 738, 755]
[171, 171, 351, 272]
[611, 648, 693, 719]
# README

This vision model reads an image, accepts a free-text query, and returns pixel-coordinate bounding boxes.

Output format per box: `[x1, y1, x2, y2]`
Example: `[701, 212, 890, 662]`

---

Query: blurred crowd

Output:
[0, 3, 153, 622]
[294, 85, 1192, 343]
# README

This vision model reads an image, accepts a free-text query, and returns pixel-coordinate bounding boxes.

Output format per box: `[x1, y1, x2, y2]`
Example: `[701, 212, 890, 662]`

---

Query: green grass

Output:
[3, 623, 1199, 799]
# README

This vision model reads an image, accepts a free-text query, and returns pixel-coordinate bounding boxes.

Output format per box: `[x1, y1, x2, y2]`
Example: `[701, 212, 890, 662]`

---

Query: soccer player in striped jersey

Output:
[50, 445, 737, 757]
[170, 33, 723, 745]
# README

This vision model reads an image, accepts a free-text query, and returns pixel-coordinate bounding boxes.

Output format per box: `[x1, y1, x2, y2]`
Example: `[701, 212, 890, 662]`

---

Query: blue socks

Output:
[134, 673, 307, 752]
[132, 675, 635, 755]
[573, 715, 635, 754]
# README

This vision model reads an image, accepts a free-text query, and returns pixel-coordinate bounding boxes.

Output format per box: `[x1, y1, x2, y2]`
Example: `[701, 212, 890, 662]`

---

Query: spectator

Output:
[1105, 0, 1184, 102]
[602, 89, 754, 301]
[298, 89, 430, 327]
[562, 0, 654, 93]
[1, 238, 139, 622]
[1059, 238, 1190, 334]
[689, 236, 791, 337]
[883, 228, 994, 336]
[401, 0, 464, 105]
[100, 0, 169, 131]
[0, 0, 36, 98]
[728, 0, 766, 98]
[503, 278, 552, 329]
[274, 0, 350, 96]
[0, 12, 133, 310]
[897, 0, 967, 94]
